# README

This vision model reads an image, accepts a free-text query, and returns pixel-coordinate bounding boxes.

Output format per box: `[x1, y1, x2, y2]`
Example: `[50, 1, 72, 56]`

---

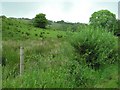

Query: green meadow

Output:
[1, 14, 119, 88]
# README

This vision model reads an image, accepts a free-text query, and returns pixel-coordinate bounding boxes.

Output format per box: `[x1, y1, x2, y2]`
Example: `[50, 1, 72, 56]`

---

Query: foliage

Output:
[50, 22, 87, 32]
[2, 40, 75, 88]
[56, 20, 65, 24]
[70, 27, 118, 69]
[33, 13, 48, 28]
[1, 12, 119, 88]
[68, 27, 118, 88]
[89, 10, 117, 32]
[114, 19, 120, 36]
[2, 17, 67, 40]
[0, 15, 7, 19]
[2, 37, 119, 88]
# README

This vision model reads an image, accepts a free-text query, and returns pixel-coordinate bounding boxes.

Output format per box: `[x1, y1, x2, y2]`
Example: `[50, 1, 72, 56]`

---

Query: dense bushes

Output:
[70, 27, 118, 70]
[66, 27, 119, 88]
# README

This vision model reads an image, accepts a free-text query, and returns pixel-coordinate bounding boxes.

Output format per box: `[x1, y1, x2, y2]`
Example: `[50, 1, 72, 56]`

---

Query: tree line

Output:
[1, 9, 119, 35]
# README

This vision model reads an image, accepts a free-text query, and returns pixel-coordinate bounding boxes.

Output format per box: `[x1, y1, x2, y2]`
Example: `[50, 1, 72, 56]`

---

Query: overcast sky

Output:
[1, 0, 119, 23]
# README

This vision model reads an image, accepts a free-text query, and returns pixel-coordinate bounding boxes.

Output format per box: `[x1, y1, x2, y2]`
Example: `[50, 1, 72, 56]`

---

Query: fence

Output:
[20, 46, 24, 76]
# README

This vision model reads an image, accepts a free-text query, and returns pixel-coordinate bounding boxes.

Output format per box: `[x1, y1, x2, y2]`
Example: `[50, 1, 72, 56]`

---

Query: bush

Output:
[57, 34, 62, 38]
[35, 34, 38, 36]
[67, 27, 119, 88]
[70, 27, 118, 69]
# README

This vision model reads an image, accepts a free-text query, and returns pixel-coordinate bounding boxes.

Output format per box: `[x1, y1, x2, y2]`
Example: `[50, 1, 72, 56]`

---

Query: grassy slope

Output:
[2, 18, 68, 40]
[2, 18, 75, 88]
[2, 17, 119, 88]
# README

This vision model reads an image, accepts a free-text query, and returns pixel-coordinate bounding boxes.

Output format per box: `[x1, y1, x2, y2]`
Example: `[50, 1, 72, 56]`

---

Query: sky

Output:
[1, 0, 119, 23]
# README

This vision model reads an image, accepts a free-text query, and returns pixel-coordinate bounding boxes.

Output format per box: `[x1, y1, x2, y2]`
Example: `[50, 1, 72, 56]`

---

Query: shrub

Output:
[1, 56, 7, 66]
[47, 32, 49, 34]
[39, 35, 43, 38]
[70, 27, 118, 69]
[57, 34, 63, 38]
[35, 34, 38, 36]
[26, 32, 30, 36]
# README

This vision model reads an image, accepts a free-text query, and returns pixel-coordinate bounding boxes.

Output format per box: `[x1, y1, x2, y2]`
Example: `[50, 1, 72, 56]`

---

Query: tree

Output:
[34, 13, 48, 28]
[114, 19, 120, 36]
[0, 15, 7, 19]
[56, 20, 65, 24]
[89, 10, 117, 32]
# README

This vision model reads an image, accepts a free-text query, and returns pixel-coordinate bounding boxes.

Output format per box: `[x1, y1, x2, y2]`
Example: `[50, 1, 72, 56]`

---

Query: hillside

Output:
[2, 17, 69, 40]
[2, 16, 119, 88]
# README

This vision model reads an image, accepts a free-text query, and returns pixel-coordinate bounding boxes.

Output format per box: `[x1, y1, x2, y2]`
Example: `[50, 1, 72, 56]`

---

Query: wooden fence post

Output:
[20, 46, 24, 76]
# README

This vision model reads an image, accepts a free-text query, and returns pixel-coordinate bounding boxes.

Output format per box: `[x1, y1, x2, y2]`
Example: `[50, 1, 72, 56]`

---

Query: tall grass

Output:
[2, 39, 76, 88]
[2, 17, 119, 88]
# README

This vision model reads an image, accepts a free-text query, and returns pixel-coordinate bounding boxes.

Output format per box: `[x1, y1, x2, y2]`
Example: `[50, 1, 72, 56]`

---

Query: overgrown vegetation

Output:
[70, 27, 118, 68]
[1, 9, 119, 88]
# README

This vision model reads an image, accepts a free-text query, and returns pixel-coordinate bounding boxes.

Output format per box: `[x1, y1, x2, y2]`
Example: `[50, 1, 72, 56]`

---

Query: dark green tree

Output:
[89, 10, 117, 32]
[56, 20, 65, 24]
[34, 13, 48, 28]
[114, 19, 120, 36]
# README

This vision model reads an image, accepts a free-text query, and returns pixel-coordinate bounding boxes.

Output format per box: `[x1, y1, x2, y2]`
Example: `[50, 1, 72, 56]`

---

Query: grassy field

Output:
[1, 17, 119, 88]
